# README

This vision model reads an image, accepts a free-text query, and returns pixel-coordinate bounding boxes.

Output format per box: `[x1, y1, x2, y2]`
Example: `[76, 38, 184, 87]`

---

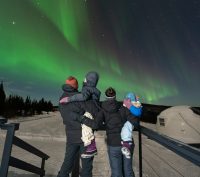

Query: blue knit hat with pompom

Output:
[125, 92, 137, 102]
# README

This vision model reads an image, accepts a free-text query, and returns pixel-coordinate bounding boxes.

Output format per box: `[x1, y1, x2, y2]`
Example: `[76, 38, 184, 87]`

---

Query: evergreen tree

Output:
[0, 81, 6, 115]
[24, 96, 31, 116]
[5, 95, 16, 117]
[15, 96, 24, 115]
[38, 98, 45, 113]
[31, 100, 38, 115]
[47, 101, 53, 112]
[2, 84, 54, 118]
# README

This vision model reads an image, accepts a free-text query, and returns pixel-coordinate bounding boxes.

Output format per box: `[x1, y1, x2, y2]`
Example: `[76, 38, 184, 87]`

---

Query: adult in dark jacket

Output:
[57, 76, 99, 177]
[59, 71, 101, 158]
[79, 87, 137, 177]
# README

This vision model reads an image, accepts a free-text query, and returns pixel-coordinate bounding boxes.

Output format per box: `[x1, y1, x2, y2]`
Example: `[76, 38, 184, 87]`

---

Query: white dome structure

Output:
[156, 105, 200, 144]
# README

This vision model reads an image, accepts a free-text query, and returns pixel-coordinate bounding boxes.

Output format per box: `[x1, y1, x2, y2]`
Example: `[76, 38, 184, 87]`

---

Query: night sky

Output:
[0, 0, 200, 106]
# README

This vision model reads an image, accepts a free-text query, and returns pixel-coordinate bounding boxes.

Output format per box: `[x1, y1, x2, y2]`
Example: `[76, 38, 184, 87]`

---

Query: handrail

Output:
[71, 123, 200, 177]
[0, 118, 50, 177]
[140, 125, 200, 167]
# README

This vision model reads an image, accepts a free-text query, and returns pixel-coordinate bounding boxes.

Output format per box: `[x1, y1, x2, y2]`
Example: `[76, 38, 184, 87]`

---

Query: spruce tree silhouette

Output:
[47, 101, 53, 113]
[24, 96, 31, 116]
[1, 83, 54, 118]
[0, 81, 6, 115]
[38, 98, 45, 114]
[31, 99, 38, 115]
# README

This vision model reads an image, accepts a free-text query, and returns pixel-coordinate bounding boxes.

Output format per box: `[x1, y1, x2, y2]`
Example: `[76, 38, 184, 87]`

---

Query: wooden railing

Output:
[0, 117, 49, 177]
[1, 117, 199, 177]
[71, 121, 200, 177]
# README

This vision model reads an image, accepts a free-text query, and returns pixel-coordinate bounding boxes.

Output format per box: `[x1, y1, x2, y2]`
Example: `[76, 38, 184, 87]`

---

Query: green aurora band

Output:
[0, 0, 179, 105]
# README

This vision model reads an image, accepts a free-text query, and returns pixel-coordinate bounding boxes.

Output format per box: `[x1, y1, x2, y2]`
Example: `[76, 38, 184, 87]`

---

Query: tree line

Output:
[0, 81, 54, 118]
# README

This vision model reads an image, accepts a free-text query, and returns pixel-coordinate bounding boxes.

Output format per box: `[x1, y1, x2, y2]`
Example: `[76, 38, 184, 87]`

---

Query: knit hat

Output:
[105, 87, 116, 99]
[125, 92, 138, 102]
[66, 76, 78, 89]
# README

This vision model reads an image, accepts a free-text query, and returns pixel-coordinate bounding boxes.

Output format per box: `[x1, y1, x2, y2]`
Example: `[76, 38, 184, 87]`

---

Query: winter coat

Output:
[59, 84, 99, 144]
[68, 71, 101, 102]
[82, 99, 138, 146]
[68, 84, 101, 102]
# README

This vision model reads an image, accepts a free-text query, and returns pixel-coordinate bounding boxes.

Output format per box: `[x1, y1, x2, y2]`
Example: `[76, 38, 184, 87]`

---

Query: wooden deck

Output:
[0, 112, 199, 177]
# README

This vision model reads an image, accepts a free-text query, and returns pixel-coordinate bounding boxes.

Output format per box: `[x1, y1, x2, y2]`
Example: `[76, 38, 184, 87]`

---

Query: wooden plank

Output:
[13, 136, 49, 159]
[9, 156, 44, 175]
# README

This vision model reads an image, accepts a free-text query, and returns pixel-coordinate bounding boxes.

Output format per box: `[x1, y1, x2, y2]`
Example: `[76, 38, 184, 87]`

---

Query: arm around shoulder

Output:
[124, 107, 138, 125]
[69, 89, 91, 102]
[81, 110, 104, 130]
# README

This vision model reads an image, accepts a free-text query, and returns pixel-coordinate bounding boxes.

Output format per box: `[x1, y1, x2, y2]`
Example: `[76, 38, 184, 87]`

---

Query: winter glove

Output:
[123, 99, 132, 109]
[59, 97, 69, 104]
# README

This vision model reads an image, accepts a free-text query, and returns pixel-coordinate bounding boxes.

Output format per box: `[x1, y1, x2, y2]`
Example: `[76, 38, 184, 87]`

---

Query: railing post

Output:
[0, 123, 17, 177]
[40, 158, 45, 177]
[138, 121, 143, 177]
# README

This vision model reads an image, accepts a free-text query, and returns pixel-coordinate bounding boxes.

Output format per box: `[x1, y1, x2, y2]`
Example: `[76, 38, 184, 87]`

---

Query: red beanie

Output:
[66, 76, 78, 89]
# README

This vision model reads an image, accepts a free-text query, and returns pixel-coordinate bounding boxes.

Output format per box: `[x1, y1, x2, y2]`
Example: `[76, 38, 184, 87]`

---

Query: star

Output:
[12, 21, 16, 25]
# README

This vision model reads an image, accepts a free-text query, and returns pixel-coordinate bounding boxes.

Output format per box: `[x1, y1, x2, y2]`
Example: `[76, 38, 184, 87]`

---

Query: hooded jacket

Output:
[59, 84, 99, 144]
[82, 99, 138, 146]
[68, 71, 101, 102]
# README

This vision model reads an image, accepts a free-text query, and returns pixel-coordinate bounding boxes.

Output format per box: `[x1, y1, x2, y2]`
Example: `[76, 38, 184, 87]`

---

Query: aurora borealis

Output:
[0, 0, 199, 106]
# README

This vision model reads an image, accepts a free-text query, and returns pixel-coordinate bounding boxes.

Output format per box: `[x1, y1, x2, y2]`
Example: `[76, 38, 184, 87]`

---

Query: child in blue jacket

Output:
[121, 92, 142, 158]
